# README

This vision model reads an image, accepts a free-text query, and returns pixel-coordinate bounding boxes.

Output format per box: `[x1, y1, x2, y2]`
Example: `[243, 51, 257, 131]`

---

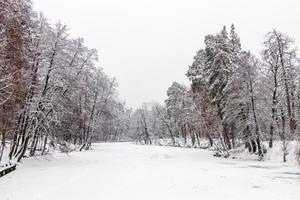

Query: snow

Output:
[0, 143, 299, 200]
[229, 141, 300, 165]
[153, 137, 211, 148]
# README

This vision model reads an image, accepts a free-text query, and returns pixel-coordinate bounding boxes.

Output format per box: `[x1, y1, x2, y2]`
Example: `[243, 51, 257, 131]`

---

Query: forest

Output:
[0, 0, 131, 163]
[130, 25, 300, 162]
[0, 0, 300, 166]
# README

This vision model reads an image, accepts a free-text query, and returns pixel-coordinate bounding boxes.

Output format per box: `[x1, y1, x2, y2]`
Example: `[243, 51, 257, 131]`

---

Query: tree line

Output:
[1, 0, 299, 164]
[130, 25, 300, 162]
[0, 0, 130, 163]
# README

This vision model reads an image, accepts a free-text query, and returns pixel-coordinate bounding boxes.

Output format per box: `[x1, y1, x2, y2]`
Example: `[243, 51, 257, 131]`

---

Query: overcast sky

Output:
[33, 0, 300, 108]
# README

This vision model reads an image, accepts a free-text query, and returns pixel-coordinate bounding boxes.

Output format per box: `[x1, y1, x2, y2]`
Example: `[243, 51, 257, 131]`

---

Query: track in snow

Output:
[0, 143, 299, 200]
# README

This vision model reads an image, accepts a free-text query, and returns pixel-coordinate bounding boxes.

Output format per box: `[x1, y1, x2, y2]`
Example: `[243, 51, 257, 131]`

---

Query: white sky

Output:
[33, 0, 300, 108]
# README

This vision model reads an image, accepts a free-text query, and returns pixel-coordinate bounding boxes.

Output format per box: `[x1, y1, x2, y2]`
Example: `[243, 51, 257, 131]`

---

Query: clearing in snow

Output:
[0, 143, 299, 200]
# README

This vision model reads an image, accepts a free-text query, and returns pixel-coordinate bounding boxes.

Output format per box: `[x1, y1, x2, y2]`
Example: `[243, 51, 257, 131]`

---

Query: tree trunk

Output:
[16, 135, 31, 162]
[249, 73, 263, 159]
[42, 135, 48, 155]
[280, 108, 288, 162]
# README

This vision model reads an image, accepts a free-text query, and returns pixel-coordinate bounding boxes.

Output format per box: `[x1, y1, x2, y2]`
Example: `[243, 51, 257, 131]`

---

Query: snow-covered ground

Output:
[0, 143, 299, 200]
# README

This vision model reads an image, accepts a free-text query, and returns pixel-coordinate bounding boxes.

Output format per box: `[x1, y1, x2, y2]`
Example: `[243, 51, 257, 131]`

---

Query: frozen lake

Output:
[0, 143, 299, 200]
